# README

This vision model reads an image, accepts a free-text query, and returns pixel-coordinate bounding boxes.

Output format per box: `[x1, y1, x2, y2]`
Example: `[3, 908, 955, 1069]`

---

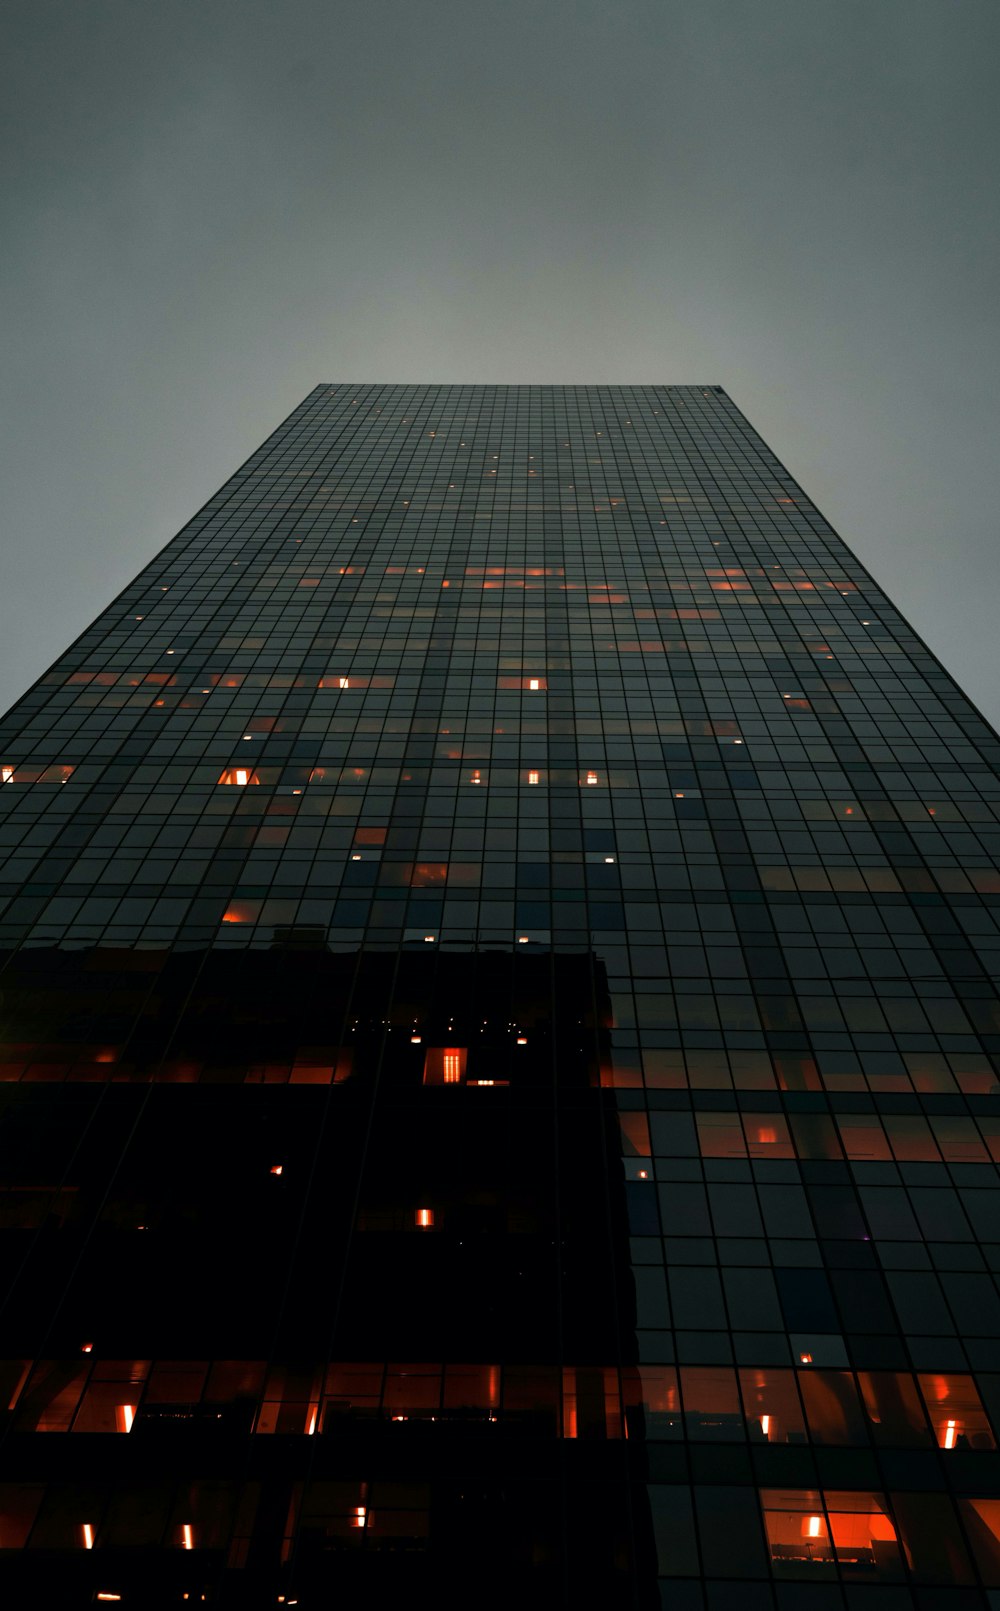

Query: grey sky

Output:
[3, 0, 999, 723]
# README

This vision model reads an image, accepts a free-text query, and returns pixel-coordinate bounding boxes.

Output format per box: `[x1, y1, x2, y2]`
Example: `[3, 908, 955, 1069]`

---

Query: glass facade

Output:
[1, 382, 1000, 1607]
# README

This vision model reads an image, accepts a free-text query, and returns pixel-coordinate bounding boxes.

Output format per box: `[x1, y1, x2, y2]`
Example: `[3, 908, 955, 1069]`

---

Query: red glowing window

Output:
[423, 1047, 468, 1086]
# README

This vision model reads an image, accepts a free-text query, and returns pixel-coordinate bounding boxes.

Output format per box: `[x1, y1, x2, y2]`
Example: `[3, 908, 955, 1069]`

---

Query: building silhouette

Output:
[2, 384, 1000, 1607]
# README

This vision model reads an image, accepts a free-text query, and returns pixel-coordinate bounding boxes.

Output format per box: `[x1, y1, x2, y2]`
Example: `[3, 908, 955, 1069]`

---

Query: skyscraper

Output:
[2, 382, 1000, 1609]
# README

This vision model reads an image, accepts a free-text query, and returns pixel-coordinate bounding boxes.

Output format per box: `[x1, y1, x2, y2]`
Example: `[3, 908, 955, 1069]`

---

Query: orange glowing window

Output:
[415, 1208, 434, 1229]
[221, 900, 262, 924]
[498, 675, 548, 690]
[217, 767, 261, 787]
[527, 770, 541, 785]
[738, 1368, 807, 1445]
[584, 771, 599, 786]
[744, 1113, 794, 1158]
[618, 1112, 651, 1156]
[410, 863, 447, 887]
[761, 1490, 834, 1565]
[354, 827, 387, 847]
[423, 1047, 468, 1086]
[825, 1495, 900, 1566]
[1, 763, 74, 785]
[917, 1374, 995, 1450]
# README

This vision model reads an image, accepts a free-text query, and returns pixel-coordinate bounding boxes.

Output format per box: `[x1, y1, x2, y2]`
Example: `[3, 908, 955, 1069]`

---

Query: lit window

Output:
[217, 767, 260, 786]
[527, 770, 540, 785]
[0, 763, 74, 784]
[423, 1047, 468, 1086]
[415, 1208, 434, 1229]
[354, 827, 387, 847]
[222, 900, 261, 924]
[918, 1373, 996, 1449]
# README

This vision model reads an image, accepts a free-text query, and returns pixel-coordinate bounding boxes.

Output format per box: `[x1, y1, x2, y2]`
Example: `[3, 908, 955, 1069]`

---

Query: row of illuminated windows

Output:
[113, 585, 871, 614]
[2, 1356, 991, 1451]
[111, 547, 874, 579]
[12, 679, 976, 737]
[619, 1109, 1000, 1165]
[650, 1484, 1000, 1587]
[0, 1038, 994, 1102]
[55, 656, 925, 692]
[28, 671, 958, 721]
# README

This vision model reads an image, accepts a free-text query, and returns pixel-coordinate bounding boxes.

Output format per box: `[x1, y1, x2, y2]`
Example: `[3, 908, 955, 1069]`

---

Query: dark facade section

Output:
[1, 384, 1000, 1607]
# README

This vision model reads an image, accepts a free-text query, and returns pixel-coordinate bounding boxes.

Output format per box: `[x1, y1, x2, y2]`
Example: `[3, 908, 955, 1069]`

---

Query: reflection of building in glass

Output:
[2, 384, 1000, 1604]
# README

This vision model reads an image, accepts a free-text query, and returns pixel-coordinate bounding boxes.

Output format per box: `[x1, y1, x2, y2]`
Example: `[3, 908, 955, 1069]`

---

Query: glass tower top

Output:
[2, 385, 1000, 1608]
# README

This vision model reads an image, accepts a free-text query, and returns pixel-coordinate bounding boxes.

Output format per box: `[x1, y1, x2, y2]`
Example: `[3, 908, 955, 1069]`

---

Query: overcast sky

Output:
[3, 0, 999, 724]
